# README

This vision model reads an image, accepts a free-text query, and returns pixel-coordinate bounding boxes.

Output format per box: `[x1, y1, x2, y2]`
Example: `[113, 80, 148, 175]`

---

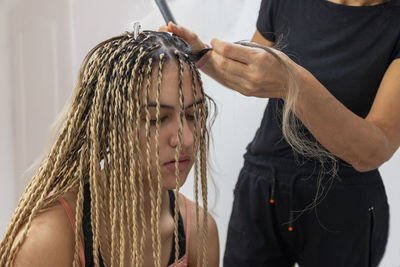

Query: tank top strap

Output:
[58, 197, 86, 267]
[182, 194, 191, 256]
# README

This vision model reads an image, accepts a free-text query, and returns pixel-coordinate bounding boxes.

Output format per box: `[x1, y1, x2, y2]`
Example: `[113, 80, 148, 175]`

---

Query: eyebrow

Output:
[143, 98, 205, 110]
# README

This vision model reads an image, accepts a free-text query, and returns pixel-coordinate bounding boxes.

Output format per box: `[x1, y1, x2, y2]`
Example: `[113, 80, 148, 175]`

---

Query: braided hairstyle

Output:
[0, 30, 213, 267]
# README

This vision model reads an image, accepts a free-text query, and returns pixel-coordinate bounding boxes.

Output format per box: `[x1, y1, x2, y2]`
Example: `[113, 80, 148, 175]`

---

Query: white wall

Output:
[0, 0, 398, 266]
[0, 0, 16, 238]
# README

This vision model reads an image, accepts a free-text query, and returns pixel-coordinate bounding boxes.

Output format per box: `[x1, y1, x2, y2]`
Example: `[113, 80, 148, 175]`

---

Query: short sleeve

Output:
[256, 0, 279, 42]
[390, 4, 400, 60]
[393, 37, 400, 60]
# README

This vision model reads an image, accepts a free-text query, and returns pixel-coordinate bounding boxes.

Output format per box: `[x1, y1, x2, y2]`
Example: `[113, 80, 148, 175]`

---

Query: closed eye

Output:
[185, 114, 195, 121]
[149, 116, 168, 125]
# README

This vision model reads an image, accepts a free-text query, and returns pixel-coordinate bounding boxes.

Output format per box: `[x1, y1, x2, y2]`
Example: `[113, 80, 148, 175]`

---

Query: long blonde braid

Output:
[194, 65, 210, 267]
[154, 53, 165, 267]
[143, 56, 161, 267]
[187, 60, 202, 267]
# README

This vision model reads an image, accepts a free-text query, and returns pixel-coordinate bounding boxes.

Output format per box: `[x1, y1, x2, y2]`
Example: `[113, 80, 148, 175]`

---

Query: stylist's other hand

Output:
[158, 22, 205, 51]
[208, 38, 293, 99]
[158, 22, 209, 66]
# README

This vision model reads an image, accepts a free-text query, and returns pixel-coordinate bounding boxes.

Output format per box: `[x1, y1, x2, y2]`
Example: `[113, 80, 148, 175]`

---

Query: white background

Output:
[0, 0, 399, 266]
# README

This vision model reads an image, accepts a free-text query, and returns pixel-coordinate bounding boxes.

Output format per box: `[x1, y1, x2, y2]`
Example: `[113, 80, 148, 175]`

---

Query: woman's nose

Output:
[169, 117, 194, 149]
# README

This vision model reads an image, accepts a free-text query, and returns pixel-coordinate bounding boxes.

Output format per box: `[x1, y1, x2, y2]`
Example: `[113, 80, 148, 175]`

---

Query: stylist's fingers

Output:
[167, 22, 205, 51]
[209, 52, 255, 96]
[158, 23, 192, 39]
[167, 22, 191, 39]
[211, 38, 260, 64]
[209, 40, 286, 98]
[158, 25, 169, 32]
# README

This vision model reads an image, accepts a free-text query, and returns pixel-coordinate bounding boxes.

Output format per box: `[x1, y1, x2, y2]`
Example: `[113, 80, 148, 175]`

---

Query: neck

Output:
[142, 188, 172, 220]
[327, 0, 389, 6]
[94, 172, 173, 224]
[96, 187, 174, 266]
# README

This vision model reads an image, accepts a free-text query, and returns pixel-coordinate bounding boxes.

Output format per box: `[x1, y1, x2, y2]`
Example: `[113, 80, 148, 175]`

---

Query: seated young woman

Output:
[0, 30, 219, 267]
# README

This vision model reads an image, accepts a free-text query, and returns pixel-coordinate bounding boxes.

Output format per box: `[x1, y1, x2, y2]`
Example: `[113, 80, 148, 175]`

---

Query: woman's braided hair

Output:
[0, 30, 213, 267]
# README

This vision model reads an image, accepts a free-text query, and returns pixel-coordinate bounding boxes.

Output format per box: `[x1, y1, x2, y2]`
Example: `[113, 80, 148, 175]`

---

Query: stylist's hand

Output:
[208, 38, 294, 99]
[159, 22, 210, 67]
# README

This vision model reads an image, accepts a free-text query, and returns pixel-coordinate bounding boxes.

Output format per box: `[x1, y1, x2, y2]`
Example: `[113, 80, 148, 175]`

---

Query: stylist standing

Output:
[161, 0, 400, 266]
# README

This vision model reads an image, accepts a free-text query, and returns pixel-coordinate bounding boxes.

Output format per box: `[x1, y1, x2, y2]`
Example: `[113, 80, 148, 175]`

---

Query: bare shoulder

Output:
[11, 192, 78, 267]
[179, 196, 219, 267]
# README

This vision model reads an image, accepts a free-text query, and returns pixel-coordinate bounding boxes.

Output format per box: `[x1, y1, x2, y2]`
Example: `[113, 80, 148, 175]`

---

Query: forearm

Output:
[187, 36, 399, 171]
[293, 65, 393, 171]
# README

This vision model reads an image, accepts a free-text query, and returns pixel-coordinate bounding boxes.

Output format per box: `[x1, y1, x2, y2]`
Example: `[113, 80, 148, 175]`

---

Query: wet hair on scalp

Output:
[0, 30, 213, 267]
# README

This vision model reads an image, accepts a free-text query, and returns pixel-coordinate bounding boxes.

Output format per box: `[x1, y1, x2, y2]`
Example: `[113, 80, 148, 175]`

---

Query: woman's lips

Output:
[164, 159, 190, 172]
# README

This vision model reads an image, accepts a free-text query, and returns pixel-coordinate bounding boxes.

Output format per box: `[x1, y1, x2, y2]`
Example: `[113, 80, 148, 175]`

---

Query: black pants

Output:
[224, 153, 389, 267]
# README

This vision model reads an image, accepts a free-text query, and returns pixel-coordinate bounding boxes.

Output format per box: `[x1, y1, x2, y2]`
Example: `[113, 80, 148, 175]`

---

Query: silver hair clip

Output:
[132, 21, 142, 39]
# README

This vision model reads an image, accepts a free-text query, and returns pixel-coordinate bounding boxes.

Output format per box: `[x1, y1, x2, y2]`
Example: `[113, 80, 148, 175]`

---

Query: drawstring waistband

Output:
[287, 173, 299, 232]
[265, 162, 296, 232]
[269, 169, 276, 204]
[243, 152, 382, 233]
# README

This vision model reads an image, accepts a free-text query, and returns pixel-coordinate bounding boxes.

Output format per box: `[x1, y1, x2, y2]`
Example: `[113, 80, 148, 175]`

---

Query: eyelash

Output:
[149, 114, 195, 125]
[185, 114, 195, 121]
[149, 117, 167, 125]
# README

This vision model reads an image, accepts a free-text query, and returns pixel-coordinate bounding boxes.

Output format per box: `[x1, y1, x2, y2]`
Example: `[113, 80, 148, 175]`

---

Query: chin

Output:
[162, 173, 188, 190]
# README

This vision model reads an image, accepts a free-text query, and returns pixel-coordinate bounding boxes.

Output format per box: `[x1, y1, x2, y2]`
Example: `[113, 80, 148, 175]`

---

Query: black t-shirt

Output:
[248, 0, 400, 161]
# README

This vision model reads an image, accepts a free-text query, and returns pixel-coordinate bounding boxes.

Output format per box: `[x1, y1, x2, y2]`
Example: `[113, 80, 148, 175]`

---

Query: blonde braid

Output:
[110, 67, 123, 267]
[200, 103, 209, 267]
[90, 41, 113, 266]
[115, 41, 138, 266]
[88, 38, 131, 267]
[89, 90, 104, 267]
[116, 81, 127, 267]
[144, 57, 160, 267]
[125, 49, 145, 265]
[134, 45, 160, 267]
[154, 53, 165, 267]
[130, 87, 140, 266]
[135, 61, 147, 267]
[188, 60, 202, 267]
[172, 50, 185, 266]
[99, 42, 122, 264]
[82, 39, 129, 265]
[89, 38, 126, 266]
[125, 42, 161, 267]
[73, 150, 86, 267]
[118, 42, 138, 266]
[104, 37, 137, 266]
[98, 90, 112, 264]
[133, 47, 157, 267]
[193, 65, 209, 267]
